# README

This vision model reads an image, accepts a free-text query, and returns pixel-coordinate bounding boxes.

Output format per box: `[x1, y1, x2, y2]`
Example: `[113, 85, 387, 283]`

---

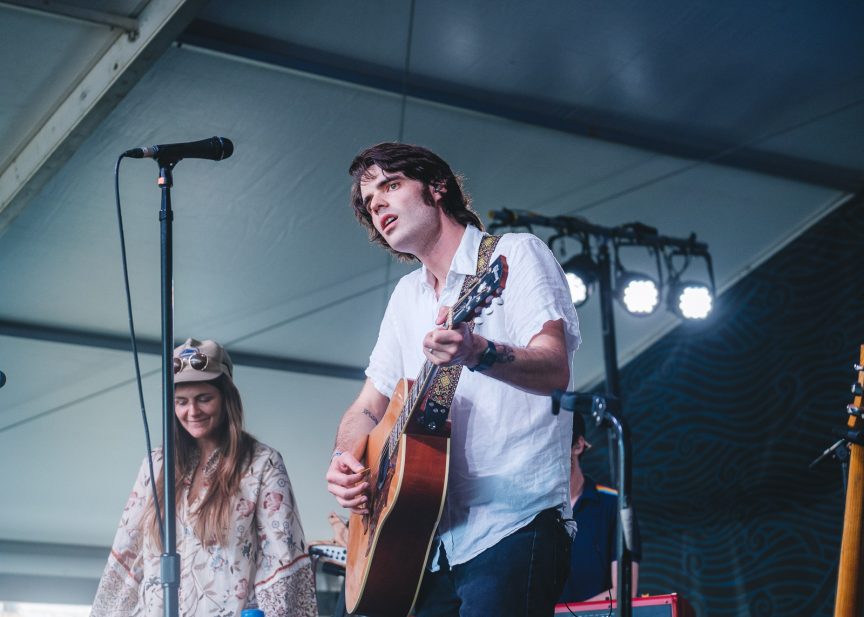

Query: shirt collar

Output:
[579, 476, 602, 504]
[420, 224, 484, 288]
[183, 447, 222, 480]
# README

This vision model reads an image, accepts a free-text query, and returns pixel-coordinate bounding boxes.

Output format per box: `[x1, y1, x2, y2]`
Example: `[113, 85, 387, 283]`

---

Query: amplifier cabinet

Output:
[554, 593, 694, 617]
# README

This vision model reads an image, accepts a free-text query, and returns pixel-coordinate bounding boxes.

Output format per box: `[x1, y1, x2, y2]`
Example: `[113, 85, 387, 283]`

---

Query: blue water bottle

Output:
[241, 609, 265, 617]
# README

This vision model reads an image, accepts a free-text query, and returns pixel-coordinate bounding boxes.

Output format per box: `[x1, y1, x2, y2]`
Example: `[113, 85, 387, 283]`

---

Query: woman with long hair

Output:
[91, 338, 318, 616]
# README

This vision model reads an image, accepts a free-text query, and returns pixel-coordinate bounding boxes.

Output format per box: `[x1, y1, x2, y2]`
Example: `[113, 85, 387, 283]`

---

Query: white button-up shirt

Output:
[366, 225, 581, 569]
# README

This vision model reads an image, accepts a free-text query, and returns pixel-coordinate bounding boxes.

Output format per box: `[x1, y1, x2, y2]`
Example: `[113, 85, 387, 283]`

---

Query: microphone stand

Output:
[553, 392, 634, 617]
[598, 242, 633, 617]
[809, 437, 851, 493]
[809, 410, 864, 499]
[157, 158, 180, 617]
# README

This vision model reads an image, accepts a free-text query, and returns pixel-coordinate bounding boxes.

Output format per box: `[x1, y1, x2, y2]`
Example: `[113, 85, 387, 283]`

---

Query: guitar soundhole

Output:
[377, 445, 391, 492]
[367, 445, 397, 556]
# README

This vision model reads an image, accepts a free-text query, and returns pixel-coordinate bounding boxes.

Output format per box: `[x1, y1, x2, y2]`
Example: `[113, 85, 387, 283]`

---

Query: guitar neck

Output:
[382, 253, 508, 460]
[391, 360, 439, 440]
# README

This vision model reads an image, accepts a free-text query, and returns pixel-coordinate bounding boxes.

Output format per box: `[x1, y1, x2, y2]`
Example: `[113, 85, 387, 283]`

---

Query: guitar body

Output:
[346, 378, 451, 617]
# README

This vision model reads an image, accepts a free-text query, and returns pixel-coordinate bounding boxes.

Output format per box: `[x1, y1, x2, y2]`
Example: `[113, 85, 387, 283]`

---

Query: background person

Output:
[559, 413, 641, 604]
[91, 338, 318, 617]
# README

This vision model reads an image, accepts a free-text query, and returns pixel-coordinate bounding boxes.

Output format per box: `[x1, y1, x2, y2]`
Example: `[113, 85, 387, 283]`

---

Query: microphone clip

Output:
[551, 390, 620, 429]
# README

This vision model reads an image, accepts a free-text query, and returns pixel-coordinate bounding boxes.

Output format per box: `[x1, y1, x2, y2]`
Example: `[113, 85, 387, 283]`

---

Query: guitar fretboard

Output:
[386, 359, 438, 459]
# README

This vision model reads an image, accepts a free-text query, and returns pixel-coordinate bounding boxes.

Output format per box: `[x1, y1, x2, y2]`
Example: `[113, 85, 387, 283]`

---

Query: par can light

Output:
[616, 271, 660, 315]
[669, 281, 714, 319]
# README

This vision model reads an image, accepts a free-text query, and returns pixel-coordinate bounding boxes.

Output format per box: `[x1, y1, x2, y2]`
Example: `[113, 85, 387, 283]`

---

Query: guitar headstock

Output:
[848, 345, 864, 429]
[449, 255, 509, 327]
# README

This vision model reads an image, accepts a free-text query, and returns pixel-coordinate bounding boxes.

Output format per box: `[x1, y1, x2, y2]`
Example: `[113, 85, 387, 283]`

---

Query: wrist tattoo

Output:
[496, 344, 515, 364]
[361, 408, 379, 425]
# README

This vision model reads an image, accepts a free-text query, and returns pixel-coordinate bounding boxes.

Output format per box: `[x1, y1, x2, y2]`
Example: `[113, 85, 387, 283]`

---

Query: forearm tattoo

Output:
[496, 343, 515, 364]
[361, 408, 379, 425]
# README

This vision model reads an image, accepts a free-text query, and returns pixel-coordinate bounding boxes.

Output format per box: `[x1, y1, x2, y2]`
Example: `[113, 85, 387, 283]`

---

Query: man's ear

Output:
[572, 436, 587, 457]
[432, 181, 447, 194]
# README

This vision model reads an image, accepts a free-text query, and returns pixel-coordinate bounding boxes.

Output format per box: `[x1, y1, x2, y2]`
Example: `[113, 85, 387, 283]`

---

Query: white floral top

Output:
[91, 442, 318, 617]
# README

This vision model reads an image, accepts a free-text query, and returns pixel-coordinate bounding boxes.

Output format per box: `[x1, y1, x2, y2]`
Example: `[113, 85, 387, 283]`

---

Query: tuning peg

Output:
[494, 297, 504, 305]
[474, 317, 485, 325]
[484, 307, 494, 316]
[856, 363, 863, 371]
[853, 383, 864, 397]
[849, 404, 862, 417]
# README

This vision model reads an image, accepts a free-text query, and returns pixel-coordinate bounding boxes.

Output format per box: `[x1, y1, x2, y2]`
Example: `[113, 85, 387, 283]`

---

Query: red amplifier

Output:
[555, 593, 695, 617]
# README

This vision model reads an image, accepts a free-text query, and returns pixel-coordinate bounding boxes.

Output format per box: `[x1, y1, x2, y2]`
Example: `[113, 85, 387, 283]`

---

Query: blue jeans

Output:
[413, 508, 570, 617]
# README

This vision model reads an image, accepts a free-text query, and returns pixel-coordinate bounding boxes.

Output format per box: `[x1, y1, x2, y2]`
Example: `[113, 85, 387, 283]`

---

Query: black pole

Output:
[597, 244, 618, 492]
[597, 244, 620, 397]
[158, 160, 180, 617]
[607, 410, 633, 617]
[596, 243, 632, 617]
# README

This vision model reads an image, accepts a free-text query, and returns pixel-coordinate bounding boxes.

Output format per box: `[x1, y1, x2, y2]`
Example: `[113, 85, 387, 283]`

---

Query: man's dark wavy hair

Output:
[348, 142, 484, 261]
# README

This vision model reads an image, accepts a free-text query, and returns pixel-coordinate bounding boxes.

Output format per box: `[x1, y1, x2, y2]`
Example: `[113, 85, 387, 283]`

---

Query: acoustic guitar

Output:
[345, 255, 508, 617]
[834, 344, 864, 616]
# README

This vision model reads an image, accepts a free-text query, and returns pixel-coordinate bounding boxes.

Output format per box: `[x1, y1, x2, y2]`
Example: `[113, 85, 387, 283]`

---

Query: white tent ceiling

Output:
[0, 0, 862, 603]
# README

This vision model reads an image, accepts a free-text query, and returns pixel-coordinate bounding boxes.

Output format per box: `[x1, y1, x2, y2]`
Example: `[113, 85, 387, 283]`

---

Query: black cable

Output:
[396, 0, 416, 142]
[114, 154, 164, 549]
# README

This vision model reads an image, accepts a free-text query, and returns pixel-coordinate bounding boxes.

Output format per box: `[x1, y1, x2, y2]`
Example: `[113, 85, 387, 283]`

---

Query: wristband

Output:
[331, 450, 344, 459]
[468, 339, 498, 372]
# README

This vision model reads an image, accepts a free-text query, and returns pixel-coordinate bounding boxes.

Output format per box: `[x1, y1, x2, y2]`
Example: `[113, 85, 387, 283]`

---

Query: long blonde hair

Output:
[148, 374, 256, 547]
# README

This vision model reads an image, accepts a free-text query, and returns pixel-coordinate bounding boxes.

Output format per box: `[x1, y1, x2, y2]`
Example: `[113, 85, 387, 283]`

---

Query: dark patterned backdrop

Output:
[581, 194, 864, 616]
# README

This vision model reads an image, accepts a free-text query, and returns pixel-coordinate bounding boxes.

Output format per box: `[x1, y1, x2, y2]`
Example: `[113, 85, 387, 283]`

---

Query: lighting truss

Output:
[490, 209, 715, 321]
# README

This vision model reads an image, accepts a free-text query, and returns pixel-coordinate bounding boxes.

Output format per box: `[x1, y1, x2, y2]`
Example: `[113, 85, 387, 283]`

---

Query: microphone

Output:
[123, 136, 234, 162]
[0, 371, 6, 388]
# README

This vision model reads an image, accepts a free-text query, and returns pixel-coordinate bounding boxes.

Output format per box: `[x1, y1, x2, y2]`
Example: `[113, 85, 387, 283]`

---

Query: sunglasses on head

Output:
[173, 352, 210, 374]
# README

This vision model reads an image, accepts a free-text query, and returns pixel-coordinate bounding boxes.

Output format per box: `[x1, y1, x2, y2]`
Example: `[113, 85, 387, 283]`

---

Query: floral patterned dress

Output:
[91, 442, 318, 617]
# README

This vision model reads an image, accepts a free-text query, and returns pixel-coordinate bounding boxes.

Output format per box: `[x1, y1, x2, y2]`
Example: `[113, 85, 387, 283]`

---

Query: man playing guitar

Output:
[326, 142, 581, 616]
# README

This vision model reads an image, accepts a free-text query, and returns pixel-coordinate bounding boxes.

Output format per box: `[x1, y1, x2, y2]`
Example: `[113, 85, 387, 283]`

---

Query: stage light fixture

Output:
[616, 271, 660, 315]
[663, 248, 716, 320]
[669, 280, 714, 320]
[561, 253, 598, 307]
[613, 241, 663, 316]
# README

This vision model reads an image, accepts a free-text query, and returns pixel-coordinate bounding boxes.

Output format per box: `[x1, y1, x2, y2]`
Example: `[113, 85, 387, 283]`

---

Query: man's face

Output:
[359, 165, 443, 255]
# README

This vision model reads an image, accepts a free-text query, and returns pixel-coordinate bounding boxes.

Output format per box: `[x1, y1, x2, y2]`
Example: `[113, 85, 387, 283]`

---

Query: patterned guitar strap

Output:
[415, 234, 502, 433]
